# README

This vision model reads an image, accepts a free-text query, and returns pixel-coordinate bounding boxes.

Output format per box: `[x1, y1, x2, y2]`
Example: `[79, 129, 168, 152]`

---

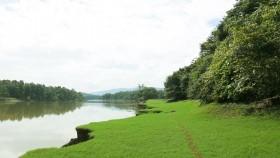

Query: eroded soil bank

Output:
[63, 128, 94, 147]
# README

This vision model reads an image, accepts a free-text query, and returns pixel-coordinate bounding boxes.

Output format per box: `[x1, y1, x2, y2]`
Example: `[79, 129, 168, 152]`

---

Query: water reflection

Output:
[101, 101, 136, 110]
[0, 101, 83, 121]
[0, 101, 136, 158]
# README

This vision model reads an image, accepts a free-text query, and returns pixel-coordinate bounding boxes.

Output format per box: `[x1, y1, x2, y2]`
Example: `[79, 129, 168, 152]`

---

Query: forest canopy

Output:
[164, 0, 280, 103]
[0, 80, 84, 101]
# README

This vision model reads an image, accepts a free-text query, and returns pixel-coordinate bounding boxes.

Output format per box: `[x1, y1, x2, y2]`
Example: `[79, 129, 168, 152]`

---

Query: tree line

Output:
[164, 0, 280, 103]
[0, 80, 84, 101]
[102, 85, 165, 101]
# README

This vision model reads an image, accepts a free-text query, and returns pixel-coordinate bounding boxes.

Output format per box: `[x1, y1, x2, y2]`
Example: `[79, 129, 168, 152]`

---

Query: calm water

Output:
[0, 100, 136, 158]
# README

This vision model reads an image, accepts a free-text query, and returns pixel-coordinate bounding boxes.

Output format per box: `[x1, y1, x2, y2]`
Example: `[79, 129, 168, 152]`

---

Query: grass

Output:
[21, 100, 280, 158]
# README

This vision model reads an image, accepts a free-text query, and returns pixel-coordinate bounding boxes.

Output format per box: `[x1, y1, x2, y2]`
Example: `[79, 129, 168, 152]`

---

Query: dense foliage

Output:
[0, 80, 84, 101]
[165, 0, 280, 103]
[102, 85, 164, 101]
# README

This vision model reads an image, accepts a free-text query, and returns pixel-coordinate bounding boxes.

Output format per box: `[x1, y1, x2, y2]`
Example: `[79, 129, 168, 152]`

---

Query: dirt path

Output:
[180, 124, 203, 158]
[169, 112, 203, 158]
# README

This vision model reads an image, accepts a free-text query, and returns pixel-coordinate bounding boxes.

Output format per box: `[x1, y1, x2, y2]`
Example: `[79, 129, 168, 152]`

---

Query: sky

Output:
[0, 0, 236, 93]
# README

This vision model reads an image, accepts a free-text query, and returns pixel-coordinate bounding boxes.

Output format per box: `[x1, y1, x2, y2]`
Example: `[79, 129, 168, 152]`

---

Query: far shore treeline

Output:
[102, 85, 165, 101]
[164, 0, 280, 103]
[0, 80, 84, 101]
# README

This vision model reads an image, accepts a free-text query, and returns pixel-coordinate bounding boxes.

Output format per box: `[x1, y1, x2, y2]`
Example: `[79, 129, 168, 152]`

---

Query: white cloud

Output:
[0, 0, 236, 92]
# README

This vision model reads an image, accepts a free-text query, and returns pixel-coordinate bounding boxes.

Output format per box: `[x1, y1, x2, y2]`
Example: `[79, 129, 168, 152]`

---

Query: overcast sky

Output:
[0, 0, 236, 93]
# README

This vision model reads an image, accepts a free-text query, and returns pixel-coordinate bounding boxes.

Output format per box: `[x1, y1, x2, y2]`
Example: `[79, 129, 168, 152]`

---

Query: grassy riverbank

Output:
[22, 100, 280, 158]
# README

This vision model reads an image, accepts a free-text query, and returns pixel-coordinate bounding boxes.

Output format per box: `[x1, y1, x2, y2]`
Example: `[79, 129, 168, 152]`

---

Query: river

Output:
[0, 100, 136, 158]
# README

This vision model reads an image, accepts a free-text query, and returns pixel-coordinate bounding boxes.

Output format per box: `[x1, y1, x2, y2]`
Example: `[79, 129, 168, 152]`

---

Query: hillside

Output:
[91, 88, 137, 95]
[164, 0, 280, 103]
[81, 93, 101, 100]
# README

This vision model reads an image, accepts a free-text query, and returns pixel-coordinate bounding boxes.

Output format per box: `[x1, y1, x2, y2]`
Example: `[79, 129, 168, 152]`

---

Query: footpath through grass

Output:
[22, 100, 280, 158]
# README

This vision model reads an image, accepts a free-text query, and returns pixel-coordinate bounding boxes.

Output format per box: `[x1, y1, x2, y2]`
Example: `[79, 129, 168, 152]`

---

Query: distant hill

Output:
[91, 88, 137, 95]
[81, 93, 101, 100]
[91, 87, 163, 95]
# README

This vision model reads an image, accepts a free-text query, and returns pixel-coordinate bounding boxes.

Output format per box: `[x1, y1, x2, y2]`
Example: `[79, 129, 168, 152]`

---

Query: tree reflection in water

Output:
[0, 101, 83, 121]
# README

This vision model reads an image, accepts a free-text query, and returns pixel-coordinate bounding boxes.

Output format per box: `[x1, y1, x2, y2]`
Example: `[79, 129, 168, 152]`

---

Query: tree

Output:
[164, 0, 280, 103]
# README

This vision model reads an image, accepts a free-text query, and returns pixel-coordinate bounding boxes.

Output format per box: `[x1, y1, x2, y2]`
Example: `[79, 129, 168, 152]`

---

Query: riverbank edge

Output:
[21, 99, 280, 158]
[55, 98, 280, 148]
[62, 128, 94, 147]
[61, 101, 147, 147]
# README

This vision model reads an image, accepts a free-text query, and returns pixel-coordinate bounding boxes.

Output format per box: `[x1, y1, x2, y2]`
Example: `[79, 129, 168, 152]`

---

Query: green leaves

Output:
[164, 0, 280, 103]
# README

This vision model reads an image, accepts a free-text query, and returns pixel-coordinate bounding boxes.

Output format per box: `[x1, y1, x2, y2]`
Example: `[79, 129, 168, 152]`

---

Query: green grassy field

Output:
[22, 100, 280, 158]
